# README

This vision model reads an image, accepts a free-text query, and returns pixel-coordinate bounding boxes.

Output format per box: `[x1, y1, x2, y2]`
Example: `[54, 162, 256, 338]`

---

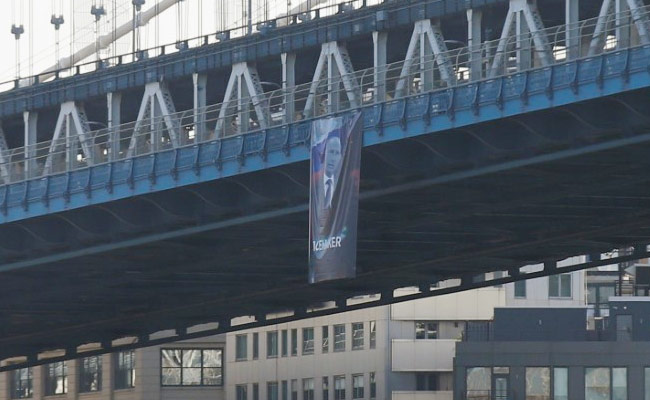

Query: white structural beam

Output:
[107, 92, 122, 161]
[303, 42, 359, 119]
[282, 53, 296, 124]
[0, 122, 11, 183]
[588, 0, 615, 56]
[467, 9, 483, 81]
[126, 82, 180, 158]
[395, 19, 456, 98]
[193, 73, 208, 142]
[373, 31, 388, 102]
[566, 0, 580, 60]
[44, 102, 94, 174]
[40, 0, 182, 80]
[489, 0, 553, 78]
[626, 0, 650, 46]
[215, 62, 268, 137]
[23, 111, 37, 179]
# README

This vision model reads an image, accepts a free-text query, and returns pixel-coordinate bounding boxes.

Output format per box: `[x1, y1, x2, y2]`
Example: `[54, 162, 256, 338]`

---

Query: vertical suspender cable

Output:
[29, 0, 33, 78]
[70, 0, 75, 73]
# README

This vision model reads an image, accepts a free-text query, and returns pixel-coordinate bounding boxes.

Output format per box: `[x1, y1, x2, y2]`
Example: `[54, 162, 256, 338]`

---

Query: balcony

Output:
[391, 339, 456, 371]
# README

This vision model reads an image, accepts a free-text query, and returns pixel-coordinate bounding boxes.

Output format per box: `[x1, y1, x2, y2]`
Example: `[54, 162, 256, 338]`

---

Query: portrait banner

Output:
[309, 111, 363, 283]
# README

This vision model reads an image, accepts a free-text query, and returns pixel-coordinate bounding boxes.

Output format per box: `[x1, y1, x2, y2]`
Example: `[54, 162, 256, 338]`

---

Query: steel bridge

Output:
[2, 0, 650, 369]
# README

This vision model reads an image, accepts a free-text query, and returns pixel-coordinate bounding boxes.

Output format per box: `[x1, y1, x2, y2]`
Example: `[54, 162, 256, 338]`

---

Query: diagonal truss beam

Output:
[589, 0, 650, 57]
[395, 19, 456, 98]
[215, 62, 268, 137]
[489, 0, 553, 78]
[43, 102, 94, 175]
[303, 42, 359, 119]
[0, 122, 11, 183]
[126, 82, 180, 158]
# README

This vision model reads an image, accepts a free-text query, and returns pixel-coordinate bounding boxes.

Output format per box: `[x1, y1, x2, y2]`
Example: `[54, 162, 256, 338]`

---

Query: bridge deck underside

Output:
[2, 87, 650, 359]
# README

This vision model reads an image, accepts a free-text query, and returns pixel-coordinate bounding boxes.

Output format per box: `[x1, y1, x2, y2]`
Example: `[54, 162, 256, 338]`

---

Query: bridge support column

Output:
[0, 122, 11, 183]
[566, 0, 579, 59]
[126, 82, 180, 157]
[44, 102, 95, 174]
[616, 0, 631, 49]
[467, 9, 483, 81]
[215, 62, 268, 137]
[395, 19, 456, 98]
[516, 9, 532, 70]
[23, 111, 37, 179]
[281, 53, 296, 124]
[304, 42, 359, 119]
[372, 31, 387, 102]
[193, 73, 207, 141]
[107, 92, 121, 161]
[489, 0, 552, 77]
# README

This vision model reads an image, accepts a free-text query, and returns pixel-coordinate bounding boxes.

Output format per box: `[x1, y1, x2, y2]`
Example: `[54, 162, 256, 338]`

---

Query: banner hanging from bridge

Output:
[309, 112, 362, 283]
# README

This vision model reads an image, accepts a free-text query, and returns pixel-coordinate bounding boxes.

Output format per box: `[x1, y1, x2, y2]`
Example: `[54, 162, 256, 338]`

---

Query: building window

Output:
[466, 367, 491, 400]
[526, 367, 550, 399]
[554, 367, 568, 400]
[253, 383, 259, 400]
[10, 368, 32, 399]
[291, 379, 298, 400]
[322, 326, 329, 353]
[303, 328, 315, 355]
[515, 280, 527, 298]
[323, 377, 329, 400]
[586, 368, 609, 400]
[369, 321, 376, 349]
[282, 380, 288, 400]
[267, 331, 278, 358]
[79, 356, 102, 392]
[268, 382, 279, 400]
[334, 324, 346, 352]
[236, 335, 248, 361]
[237, 384, 248, 400]
[291, 329, 298, 356]
[334, 376, 346, 400]
[416, 373, 438, 391]
[370, 372, 376, 399]
[415, 321, 438, 339]
[644, 368, 650, 400]
[281, 330, 288, 357]
[115, 350, 135, 389]
[45, 361, 67, 395]
[613, 368, 627, 400]
[253, 333, 259, 359]
[160, 349, 222, 386]
[303, 378, 315, 400]
[352, 323, 364, 350]
[549, 273, 572, 298]
[352, 375, 364, 399]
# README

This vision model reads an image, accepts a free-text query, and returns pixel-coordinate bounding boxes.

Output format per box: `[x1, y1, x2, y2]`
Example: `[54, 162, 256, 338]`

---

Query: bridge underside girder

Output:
[2, 86, 650, 361]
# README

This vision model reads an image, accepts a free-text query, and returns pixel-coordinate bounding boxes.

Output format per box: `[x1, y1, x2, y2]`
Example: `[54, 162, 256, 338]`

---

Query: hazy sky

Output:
[0, 0, 318, 85]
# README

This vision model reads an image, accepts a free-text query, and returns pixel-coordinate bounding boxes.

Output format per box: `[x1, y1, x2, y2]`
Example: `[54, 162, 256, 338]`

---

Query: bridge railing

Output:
[2, 4, 649, 184]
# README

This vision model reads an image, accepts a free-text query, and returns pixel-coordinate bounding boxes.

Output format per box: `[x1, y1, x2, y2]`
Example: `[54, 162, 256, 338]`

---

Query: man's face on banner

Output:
[324, 136, 341, 178]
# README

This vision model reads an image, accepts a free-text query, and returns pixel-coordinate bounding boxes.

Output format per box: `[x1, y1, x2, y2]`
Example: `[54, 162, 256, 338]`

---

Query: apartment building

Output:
[0, 336, 226, 400]
[223, 280, 511, 400]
